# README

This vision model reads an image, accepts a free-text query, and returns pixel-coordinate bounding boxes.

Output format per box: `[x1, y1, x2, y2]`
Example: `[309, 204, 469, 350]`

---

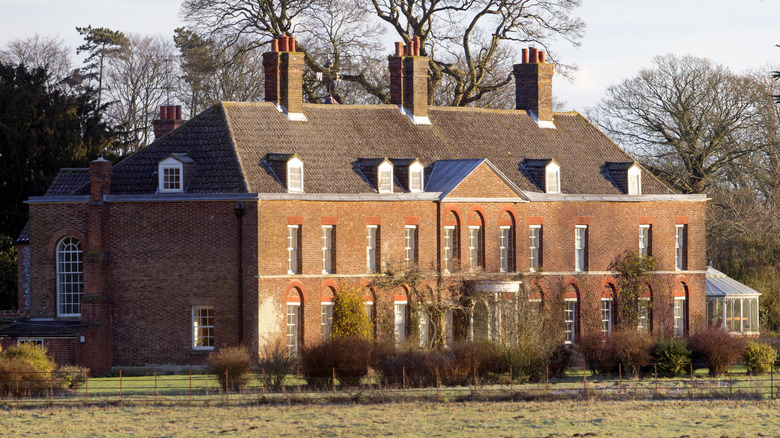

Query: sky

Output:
[1, 0, 779, 111]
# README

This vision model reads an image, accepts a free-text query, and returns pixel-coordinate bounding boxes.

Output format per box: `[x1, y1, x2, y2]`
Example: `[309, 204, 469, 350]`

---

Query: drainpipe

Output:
[234, 202, 245, 345]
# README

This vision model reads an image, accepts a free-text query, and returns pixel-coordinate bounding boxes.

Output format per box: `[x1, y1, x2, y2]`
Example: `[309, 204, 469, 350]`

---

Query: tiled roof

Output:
[16, 222, 29, 244]
[45, 168, 90, 196]
[77, 102, 674, 196]
[0, 320, 100, 338]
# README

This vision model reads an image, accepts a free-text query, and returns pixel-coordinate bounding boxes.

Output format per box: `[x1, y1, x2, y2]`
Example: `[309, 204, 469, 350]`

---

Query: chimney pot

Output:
[539, 51, 546, 63]
[395, 42, 404, 57]
[529, 47, 538, 63]
[289, 36, 296, 52]
[522, 48, 528, 64]
[413, 36, 420, 56]
[272, 38, 279, 52]
[159, 106, 166, 119]
[175, 105, 182, 120]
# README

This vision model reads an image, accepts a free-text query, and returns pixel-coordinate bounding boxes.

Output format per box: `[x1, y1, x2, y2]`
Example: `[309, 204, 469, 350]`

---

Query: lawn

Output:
[1, 399, 778, 437]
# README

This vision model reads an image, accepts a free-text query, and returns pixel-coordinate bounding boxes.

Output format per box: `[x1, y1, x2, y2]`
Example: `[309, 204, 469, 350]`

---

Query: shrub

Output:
[332, 285, 372, 341]
[0, 343, 57, 396]
[743, 342, 777, 374]
[577, 332, 609, 375]
[547, 344, 572, 377]
[56, 365, 89, 390]
[653, 338, 691, 377]
[378, 345, 435, 387]
[300, 337, 377, 387]
[207, 346, 253, 391]
[257, 338, 297, 389]
[438, 341, 500, 386]
[688, 329, 746, 377]
[608, 330, 653, 376]
[498, 343, 548, 382]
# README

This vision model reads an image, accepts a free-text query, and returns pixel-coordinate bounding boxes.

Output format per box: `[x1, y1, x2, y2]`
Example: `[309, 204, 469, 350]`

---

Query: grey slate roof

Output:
[45, 168, 90, 196]
[0, 320, 100, 338]
[706, 267, 762, 298]
[63, 102, 675, 196]
[16, 222, 29, 244]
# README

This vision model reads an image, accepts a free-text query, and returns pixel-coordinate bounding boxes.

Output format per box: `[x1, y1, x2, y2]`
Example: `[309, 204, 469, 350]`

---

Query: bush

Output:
[0, 343, 57, 396]
[688, 329, 746, 377]
[300, 337, 377, 387]
[56, 365, 89, 390]
[577, 332, 609, 375]
[257, 338, 297, 390]
[378, 345, 435, 387]
[207, 346, 253, 391]
[547, 344, 572, 377]
[743, 342, 777, 374]
[498, 343, 548, 382]
[331, 285, 372, 341]
[438, 341, 500, 386]
[608, 330, 653, 376]
[653, 338, 691, 377]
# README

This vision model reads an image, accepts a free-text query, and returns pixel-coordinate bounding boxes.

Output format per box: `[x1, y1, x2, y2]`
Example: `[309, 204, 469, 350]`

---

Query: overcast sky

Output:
[1, 0, 778, 111]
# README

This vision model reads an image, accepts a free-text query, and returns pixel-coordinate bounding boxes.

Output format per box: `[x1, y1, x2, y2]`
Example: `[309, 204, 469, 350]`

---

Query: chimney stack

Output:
[153, 105, 185, 140]
[392, 36, 428, 122]
[388, 42, 405, 106]
[513, 47, 554, 123]
[89, 156, 112, 203]
[263, 35, 304, 117]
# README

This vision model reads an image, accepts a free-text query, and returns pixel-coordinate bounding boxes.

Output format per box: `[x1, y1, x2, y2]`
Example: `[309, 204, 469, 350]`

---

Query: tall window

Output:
[56, 237, 83, 317]
[628, 165, 641, 195]
[529, 225, 541, 272]
[601, 299, 613, 334]
[366, 225, 378, 273]
[192, 306, 214, 350]
[287, 303, 300, 355]
[287, 225, 299, 274]
[674, 297, 686, 337]
[405, 226, 417, 268]
[639, 225, 651, 257]
[321, 303, 333, 341]
[638, 298, 650, 333]
[394, 300, 407, 345]
[378, 161, 393, 193]
[468, 226, 481, 270]
[499, 226, 513, 272]
[675, 225, 686, 271]
[575, 225, 587, 272]
[564, 299, 577, 344]
[287, 158, 303, 192]
[444, 226, 455, 273]
[546, 162, 560, 194]
[321, 225, 332, 274]
[409, 162, 424, 192]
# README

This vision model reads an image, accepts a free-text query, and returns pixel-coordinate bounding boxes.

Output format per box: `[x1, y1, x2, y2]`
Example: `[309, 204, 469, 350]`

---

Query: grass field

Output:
[1, 399, 779, 437]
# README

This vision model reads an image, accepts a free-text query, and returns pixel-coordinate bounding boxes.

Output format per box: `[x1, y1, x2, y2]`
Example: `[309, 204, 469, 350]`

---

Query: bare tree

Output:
[181, 0, 584, 106]
[588, 54, 765, 194]
[0, 34, 73, 89]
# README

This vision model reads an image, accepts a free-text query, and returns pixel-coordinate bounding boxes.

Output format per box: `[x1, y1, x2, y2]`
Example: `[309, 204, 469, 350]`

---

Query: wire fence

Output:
[1, 364, 778, 408]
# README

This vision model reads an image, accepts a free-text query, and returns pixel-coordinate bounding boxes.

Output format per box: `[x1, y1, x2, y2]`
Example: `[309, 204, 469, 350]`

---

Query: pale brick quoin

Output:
[4, 36, 708, 374]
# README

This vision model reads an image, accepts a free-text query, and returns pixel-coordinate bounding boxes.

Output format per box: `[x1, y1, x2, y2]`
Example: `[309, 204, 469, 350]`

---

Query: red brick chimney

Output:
[152, 105, 185, 140]
[264, 35, 304, 116]
[402, 37, 429, 121]
[513, 46, 554, 123]
[89, 156, 112, 203]
[388, 42, 405, 106]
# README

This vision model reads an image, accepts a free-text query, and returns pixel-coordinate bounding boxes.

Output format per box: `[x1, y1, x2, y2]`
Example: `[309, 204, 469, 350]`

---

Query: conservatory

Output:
[705, 267, 760, 335]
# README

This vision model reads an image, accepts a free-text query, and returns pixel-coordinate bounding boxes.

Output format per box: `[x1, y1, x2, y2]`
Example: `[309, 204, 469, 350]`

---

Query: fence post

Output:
[296, 367, 301, 394]
[261, 369, 266, 395]
[583, 364, 586, 393]
[188, 370, 192, 405]
[119, 370, 123, 403]
[619, 363, 622, 395]
[771, 363, 775, 400]
[225, 369, 229, 405]
[689, 363, 694, 398]
[509, 365, 513, 393]
[402, 366, 406, 391]
[16, 373, 19, 407]
[154, 370, 158, 404]
[729, 365, 732, 399]
[473, 365, 478, 394]
[49, 371, 53, 406]
[84, 370, 88, 405]
[654, 363, 657, 394]
[546, 364, 549, 394]
[332, 367, 336, 396]
[436, 366, 441, 398]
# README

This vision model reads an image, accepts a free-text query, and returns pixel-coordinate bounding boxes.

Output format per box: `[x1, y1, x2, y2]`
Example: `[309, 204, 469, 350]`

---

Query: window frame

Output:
[377, 161, 393, 193]
[529, 225, 541, 272]
[444, 225, 455, 273]
[18, 338, 44, 348]
[673, 296, 686, 337]
[564, 298, 577, 345]
[287, 225, 299, 274]
[287, 157, 304, 193]
[601, 298, 613, 334]
[639, 225, 651, 257]
[499, 225, 513, 273]
[286, 302, 301, 356]
[321, 225, 332, 274]
[627, 164, 642, 195]
[393, 300, 407, 345]
[321, 302, 333, 342]
[545, 162, 561, 194]
[637, 297, 651, 333]
[409, 162, 424, 192]
[404, 225, 417, 269]
[468, 225, 482, 270]
[366, 225, 378, 273]
[158, 157, 184, 193]
[192, 306, 215, 350]
[574, 225, 587, 272]
[56, 236, 83, 317]
[675, 225, 686, 271]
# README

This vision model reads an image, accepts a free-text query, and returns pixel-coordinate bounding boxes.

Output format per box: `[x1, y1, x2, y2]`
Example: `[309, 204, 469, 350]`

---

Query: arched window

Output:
[321, 287, 335, 342]
[498, 210, 516, 273]
[443, 210, 460, 273]
[638, 284, 652, 333]
[56, 237, 83, 317]
[564, 284, 579, 344]
[674, 283, 689, 337]
[467, 210, 485, 271]
[393, 289, 408, 345]
[287, 288, 303, 355]
[601, 284, 615, 334]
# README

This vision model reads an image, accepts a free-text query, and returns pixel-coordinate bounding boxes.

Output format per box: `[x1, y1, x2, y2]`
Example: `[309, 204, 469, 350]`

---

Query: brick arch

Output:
[47, 229, 87, 255]
[497, 205, 517, 227]
[563, 279, 580, 300]
[674, 276, 690, 298]
[640, 282, 653, 299]
[285, 281, 305, 303]
[467, 205, 487, 227]
[442, 206, 462, 227]
[320, 282, 336, 303]
[393, 285, 409, 302]
[600, 277, 617, 298]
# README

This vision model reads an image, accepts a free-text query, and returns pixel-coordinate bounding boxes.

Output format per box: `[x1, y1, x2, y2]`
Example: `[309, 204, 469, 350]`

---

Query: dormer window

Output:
[378, 161, 393, 193]
[628, 164, 641, 195]
[545, 162, 560, 194]
[409, 162, 424, 192]
[287, 157, 303, 193]
[158, 155, 192, 193]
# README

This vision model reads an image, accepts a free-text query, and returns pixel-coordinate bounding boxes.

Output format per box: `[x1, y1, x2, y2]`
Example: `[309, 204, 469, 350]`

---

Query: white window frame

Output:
[56, 236, 83, 317]
[287, 225, 299, 274]
[18, 338, 44, 348]
[321, 303, 333, 342]
[287, 157, 304, 193]
[674, 296, 686, 337]
[545, 162, 560, 194]
[366, 225, 378, 273]
[564, 299, 577, 345]
[378, 161, 393, 193]
[639, 225, 650, 257]
[444, 226, 455, 273]
[419, 307, 430, 348]
[287, 303, 300, 356]
[499, 226, 511, 273]
[675, 225, 685, 271]
[628, 164, 641, 195]
[575, 225, 587, 272]
[638, 297, 650, 333]
[404, 225, 417, 269]
[468, 226, 481, 270]
[529, 225, 541, 272]
[445, 308, 454, 349]
[192, 306, 215, 350]
[158, 157, 184, 193]
[394, 300, 407, 345]
[601, 298, 613, 334]
[321, 225, 332, 274]
[409, 162, 424, 192]
[364, 300, 374, 322]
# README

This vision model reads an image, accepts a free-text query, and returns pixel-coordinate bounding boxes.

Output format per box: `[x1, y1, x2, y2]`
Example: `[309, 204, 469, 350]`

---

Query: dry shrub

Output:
[300, 337, 377, 387]
[688, 328, 746, 377]
[547, 344, 573, 377]
[607, 330, 653, 376]
[438, 341, 500, 386]
[577, 332, 608, 375]
[743, 341, 777, 374]
[55, 365, 89, 390]
[257, 338, 297, 389]
[497, 343, 549, 382]
[0, 343, 57, 396]
[378, 345, 435, 387]
[207, 345, 253, 391]
[653, 337, 691, 376]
